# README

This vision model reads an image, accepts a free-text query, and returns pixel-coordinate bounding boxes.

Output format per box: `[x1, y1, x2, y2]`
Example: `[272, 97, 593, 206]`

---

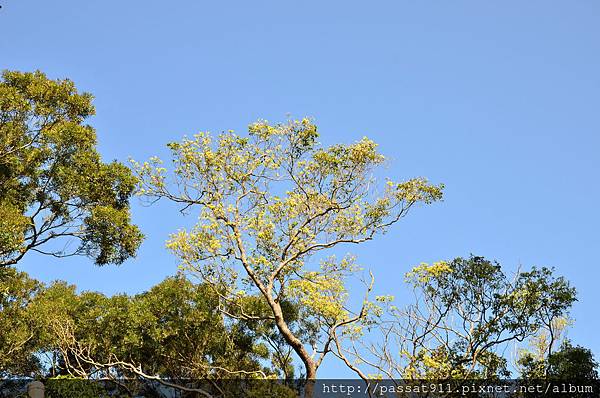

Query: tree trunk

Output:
[268, 297, 318, 397]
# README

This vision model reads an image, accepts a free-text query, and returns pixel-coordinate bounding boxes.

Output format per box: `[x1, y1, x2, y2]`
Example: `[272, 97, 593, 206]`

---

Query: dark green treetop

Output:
[0, 70, 142, 266]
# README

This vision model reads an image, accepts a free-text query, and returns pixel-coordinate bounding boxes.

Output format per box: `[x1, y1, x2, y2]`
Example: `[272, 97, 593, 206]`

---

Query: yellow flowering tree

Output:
[133, 118, 443, 381]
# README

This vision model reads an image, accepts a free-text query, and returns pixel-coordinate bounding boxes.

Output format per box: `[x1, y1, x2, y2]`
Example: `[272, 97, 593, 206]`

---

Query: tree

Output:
[30, 276, 277, 394]
[547, 342, 598, 379]
[0, 70, 142, 267]
[1, 269, 298, 397]
[339, 256, 577, 381]
[0, 267, 43, 376]
[133, 118, 444, 385]
[517, 341, 599, 398]
[519, 340, 598, 380]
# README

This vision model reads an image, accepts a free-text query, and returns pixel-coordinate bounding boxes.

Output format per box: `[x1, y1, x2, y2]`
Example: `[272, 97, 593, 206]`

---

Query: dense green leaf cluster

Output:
[0, 267, 42, 376]
[354, 255, 584, 380]
[0, 70, 142, 266]
[519, 340, 599, 379]
[0, 268, 302, 395]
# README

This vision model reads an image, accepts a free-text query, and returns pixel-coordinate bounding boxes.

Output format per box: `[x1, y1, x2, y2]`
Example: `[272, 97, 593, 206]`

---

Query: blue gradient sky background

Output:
[1, 1, 599, 376]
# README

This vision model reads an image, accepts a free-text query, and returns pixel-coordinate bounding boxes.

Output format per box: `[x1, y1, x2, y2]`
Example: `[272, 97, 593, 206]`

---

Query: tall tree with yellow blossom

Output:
[133, 119, 444, 382]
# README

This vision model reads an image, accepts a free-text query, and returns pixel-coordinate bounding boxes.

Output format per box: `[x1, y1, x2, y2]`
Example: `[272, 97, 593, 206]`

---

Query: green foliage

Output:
[409, 256, 576, 346]
[45, 377, 110, 398]
[2, 69, 594, 396]
[519, 340, 598, 379]
[1, 269, 303, 395]
[28, 275, 271, 380]
[0, 267, 43, 376]
[0, 70, 143, 266]
[359, 255, 579, 380]
[547, 341, 598, 379]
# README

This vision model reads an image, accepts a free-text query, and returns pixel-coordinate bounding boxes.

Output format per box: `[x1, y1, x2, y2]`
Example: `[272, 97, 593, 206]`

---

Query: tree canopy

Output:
[340, 255, 579, 380]
[133, 118, 444, 381]
[1, 258, 595, 397]
[0, 70, 142, 267]
[0, 72, 597, 397]
[0, 269, 299, 396]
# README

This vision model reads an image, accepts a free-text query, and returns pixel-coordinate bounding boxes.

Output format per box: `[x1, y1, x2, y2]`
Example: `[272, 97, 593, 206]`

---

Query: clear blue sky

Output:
[2, 0, 599, 376]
